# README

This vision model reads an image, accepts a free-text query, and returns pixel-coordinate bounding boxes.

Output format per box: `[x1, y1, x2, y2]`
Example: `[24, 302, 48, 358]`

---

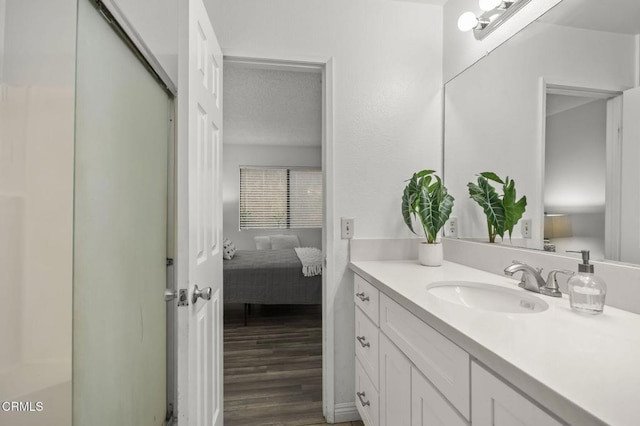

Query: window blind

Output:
[239, 167, 322, 230]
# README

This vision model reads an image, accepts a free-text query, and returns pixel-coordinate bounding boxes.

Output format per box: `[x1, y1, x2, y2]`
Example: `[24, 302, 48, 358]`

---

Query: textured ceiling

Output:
[223, 62, 322, 147]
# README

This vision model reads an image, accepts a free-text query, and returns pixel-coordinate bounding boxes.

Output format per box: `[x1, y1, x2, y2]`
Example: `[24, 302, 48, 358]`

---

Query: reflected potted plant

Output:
[402, 170, 454, 266]
[467, 172, 527, 243]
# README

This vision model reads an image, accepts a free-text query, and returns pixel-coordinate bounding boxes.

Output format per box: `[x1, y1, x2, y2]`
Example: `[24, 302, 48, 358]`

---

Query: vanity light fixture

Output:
[458, 0, 530, 40]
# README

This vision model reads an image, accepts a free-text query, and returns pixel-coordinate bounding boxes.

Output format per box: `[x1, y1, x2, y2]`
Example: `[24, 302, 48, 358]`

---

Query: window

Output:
[239, 167, 322, 230]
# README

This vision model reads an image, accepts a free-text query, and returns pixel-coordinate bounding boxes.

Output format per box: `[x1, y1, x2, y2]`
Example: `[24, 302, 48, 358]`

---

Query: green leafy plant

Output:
[467, 172, 527, 243]
[402, 170, 454, 244]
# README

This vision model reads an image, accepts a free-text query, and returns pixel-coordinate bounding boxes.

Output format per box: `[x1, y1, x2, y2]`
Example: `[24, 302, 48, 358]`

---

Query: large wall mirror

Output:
[444, 0, 640, 264]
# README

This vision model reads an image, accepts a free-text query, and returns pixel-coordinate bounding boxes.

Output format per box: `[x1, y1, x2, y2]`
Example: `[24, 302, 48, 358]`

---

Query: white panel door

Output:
[176, 0, 223, 425]
[620, 87, 640, 263]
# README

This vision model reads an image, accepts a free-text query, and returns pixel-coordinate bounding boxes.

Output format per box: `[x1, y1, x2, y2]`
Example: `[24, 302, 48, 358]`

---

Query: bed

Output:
[223, 248, 322, 324]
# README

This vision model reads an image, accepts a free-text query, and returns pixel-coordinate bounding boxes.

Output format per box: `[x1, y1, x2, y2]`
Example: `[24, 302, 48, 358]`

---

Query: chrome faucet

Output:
[504, 261, 573, 298]
[504, 261, 546, 293]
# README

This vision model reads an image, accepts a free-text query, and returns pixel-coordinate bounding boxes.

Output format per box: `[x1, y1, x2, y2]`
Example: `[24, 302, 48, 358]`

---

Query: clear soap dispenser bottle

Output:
[566, 250, 607, 315]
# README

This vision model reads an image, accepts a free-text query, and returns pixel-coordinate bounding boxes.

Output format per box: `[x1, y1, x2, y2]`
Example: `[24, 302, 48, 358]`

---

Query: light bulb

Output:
[457, 12, 479, 32]
[479, 0, 501, 11]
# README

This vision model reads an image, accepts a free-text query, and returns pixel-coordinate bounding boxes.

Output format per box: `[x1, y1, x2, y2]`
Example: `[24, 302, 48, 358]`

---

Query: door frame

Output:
[223, 49, 336, 422]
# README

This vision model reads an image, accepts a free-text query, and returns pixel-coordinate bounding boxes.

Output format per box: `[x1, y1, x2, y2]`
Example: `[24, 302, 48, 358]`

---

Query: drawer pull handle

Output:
[356, 292, 370, 302]
[357, 391, 370, 407]
[356, 336, 370, 348]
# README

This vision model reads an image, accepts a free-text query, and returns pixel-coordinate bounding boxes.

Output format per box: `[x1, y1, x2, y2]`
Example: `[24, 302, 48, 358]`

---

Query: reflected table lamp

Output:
[544, 213, 572, 251]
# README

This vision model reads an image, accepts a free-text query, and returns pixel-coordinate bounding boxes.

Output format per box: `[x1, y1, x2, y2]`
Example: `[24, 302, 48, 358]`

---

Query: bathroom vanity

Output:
[350, 260, 640, 426]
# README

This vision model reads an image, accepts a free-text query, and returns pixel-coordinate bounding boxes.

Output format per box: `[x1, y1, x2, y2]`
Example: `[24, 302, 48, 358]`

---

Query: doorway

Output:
[221, 57, 329, 423]
[542, 83, 622, 261]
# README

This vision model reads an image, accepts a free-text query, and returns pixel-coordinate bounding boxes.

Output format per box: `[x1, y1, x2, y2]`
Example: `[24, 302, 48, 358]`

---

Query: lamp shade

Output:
[479, 0, 502, 11]
[544, 214, 573, 239]
[458, 12, 479, 32]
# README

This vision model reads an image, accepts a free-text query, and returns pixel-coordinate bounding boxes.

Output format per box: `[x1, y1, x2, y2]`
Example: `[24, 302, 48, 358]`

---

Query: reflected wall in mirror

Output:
[444, 0, 640, 264]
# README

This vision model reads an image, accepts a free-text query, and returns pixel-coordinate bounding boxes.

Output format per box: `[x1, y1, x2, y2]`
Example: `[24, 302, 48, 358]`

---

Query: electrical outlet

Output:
[341, 217, 354, 239]
[521, 219, 532, 239]
[446, 216, 458, 237]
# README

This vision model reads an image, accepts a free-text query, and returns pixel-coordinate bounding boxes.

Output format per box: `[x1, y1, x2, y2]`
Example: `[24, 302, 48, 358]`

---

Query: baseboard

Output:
[334, 402, 361, 423]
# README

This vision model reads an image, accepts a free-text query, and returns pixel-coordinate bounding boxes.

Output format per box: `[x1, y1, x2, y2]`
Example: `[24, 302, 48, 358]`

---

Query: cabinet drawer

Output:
[471, 362, 562, 426]
[355, 306, 379, 390]
[411, 366, 468, 426]
[380, 294, 470, 420]
[354, 274, 380, 325]
[356, 357, 379, 426]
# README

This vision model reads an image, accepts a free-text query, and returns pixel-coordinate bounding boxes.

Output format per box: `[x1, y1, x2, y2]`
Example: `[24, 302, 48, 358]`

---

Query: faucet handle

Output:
[542, 269, 574, 298]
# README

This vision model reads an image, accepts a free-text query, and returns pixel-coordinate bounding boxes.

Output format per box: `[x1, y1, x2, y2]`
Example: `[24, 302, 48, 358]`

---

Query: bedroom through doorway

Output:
[221, 57, 328, 424]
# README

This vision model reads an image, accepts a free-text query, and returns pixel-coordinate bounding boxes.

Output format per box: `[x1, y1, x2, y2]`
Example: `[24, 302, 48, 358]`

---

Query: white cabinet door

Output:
[411, 367, 467, 426]
[379, 334, 411, 426]
[472, 362, 562, 426]
[380, 294, 469, 419]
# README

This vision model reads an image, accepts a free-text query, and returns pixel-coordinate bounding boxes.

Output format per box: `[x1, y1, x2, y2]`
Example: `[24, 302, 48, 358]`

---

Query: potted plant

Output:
[467, 172, 527, 243]
[402, 170, 454, 266]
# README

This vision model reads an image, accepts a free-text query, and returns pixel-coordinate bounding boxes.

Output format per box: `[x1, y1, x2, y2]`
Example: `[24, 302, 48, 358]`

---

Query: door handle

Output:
[355, 292, 370, 302]
[356, 336, 370, 348]
[192, 285, 212, 304]
[356, 391, 370, 407]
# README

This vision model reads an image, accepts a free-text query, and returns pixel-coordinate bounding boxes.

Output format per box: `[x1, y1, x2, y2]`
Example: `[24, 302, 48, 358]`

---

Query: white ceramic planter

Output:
[418, 242, 443, 267]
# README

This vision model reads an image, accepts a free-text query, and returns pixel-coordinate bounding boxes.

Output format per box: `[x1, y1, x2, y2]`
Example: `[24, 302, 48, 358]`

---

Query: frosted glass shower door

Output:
[73, 0, 170, 425]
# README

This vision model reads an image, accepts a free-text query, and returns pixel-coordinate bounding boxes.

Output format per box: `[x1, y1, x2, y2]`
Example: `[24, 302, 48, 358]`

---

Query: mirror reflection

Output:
[444, 0, 640, 264]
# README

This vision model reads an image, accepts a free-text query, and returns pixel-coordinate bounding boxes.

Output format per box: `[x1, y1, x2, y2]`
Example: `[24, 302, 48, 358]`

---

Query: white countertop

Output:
[350, 260, 640, 426]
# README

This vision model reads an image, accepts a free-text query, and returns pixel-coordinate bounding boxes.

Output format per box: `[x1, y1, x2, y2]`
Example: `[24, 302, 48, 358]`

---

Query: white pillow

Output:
[270, 235, 300, 249]
[254, 236, 271, 250]
[223, 238, 236, 260]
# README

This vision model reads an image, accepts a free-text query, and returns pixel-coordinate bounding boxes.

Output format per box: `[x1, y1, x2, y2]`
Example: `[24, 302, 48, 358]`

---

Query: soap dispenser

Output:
[566, 250, 607, 315]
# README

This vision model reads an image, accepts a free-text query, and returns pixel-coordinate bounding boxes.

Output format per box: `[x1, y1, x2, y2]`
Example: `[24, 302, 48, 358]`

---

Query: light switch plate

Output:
[341, 217, 354, 239]
[521, 219, 532, 239]
[446, 216, 458, 237]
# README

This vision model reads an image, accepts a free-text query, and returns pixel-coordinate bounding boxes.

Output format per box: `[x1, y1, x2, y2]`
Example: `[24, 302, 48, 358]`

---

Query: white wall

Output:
[208, 0, 444, 415]
[0, 0, 75, 420]
[545, 98, 607, 213]
[223, 145, 322, 250]
[444, 23, 635, 249]
[443, 0, 561, 82]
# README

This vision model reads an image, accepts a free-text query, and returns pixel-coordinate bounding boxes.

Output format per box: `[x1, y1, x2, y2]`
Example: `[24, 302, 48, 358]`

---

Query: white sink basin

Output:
[426, 281, 549, 314]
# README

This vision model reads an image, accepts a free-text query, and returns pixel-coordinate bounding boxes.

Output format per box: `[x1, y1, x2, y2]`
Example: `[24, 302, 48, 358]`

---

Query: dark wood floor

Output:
[224, 304, 363, 426]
